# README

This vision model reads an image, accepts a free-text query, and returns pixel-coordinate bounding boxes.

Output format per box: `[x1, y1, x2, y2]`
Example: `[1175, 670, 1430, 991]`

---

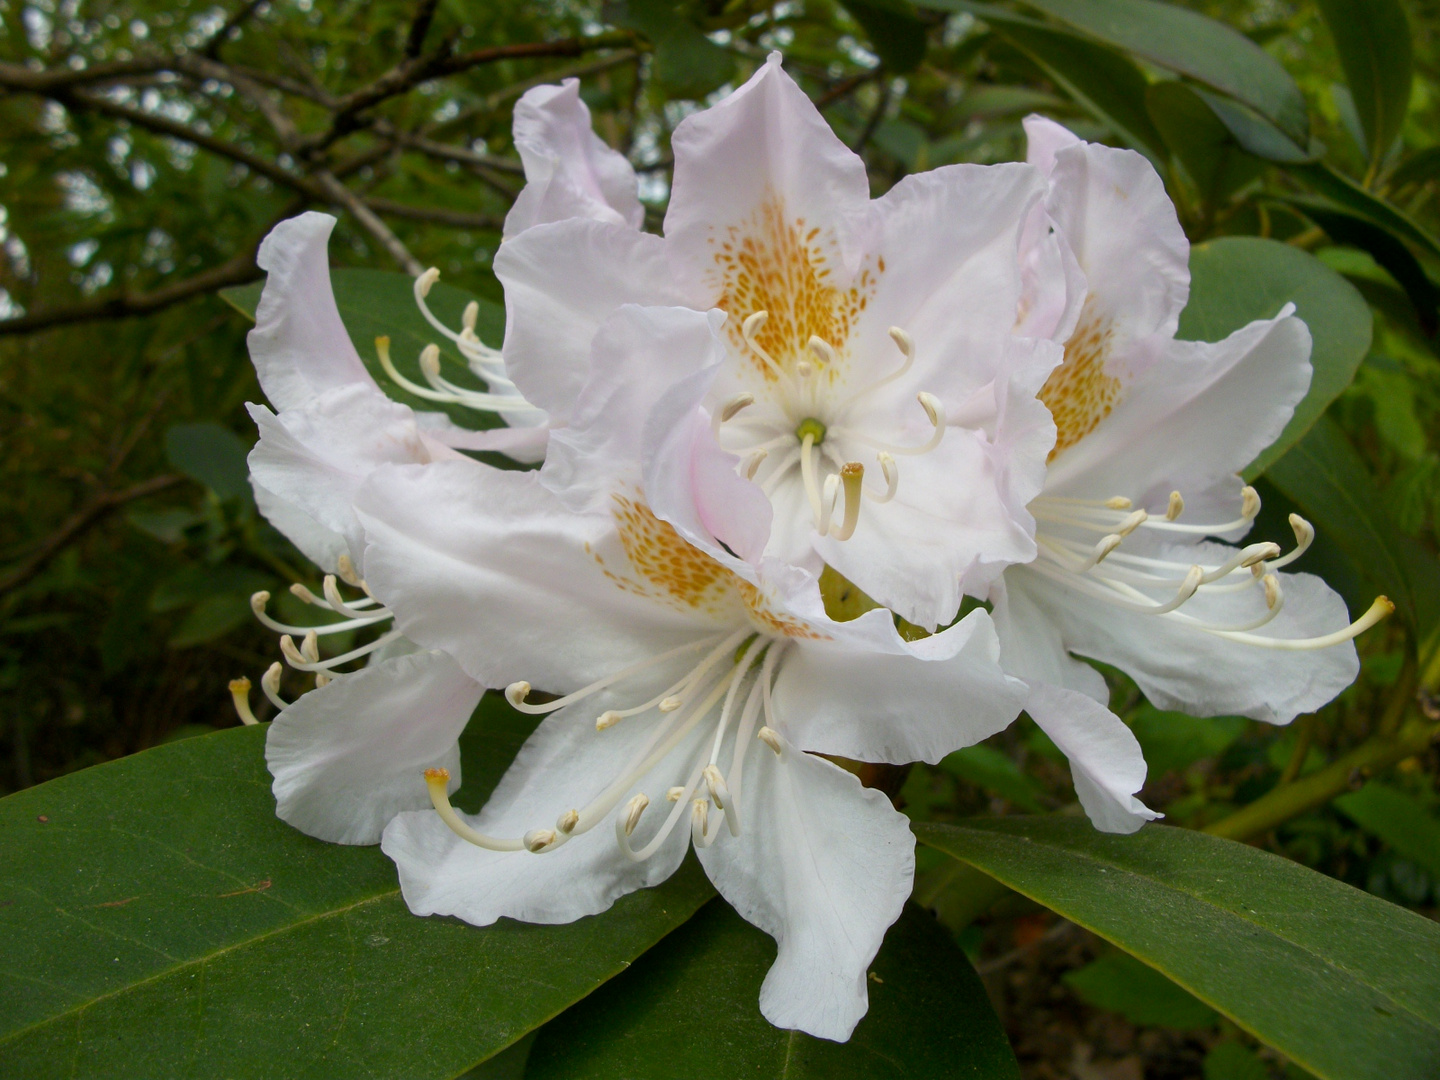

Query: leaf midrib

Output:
[0, 884, 401, 1049]
[919, 825, 1437, 1032]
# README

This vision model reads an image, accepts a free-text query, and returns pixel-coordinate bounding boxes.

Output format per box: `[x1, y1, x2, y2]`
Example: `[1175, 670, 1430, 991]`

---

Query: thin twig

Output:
[200, 0, 270, 59]
[314, 170, 423, 274]
[363, 197, 503, 230]
[404, 0, 442, 59]
[0, 475, 184, 598]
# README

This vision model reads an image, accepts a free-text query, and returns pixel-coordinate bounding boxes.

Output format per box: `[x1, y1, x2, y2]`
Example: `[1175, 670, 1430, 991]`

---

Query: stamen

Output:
[1266, 514, 1315, 570]
[300, 630, 321, 664]
[229, 678, 260, 726]
[1118, 510, 1148, 537]
[705, 765, 739, 837]
[425, 767, 525, 852]
[1202, 596, 1394, 650]
[595, 710, 623, 732]
[502, 634, 724, 715]
[800, 432, 825, 525]
[742, 449, 767, 480]
[336, 553, 363, 588]
[808, 335, 837, 367]
[250, 590, 389, 636]
[1263, 574, 1281, 610]
[1142, 486, 1259, 535]
[867, 452, 899, 503]
[280, 628, 403, 672]
[462, 300, 479, 335]
[832, 392, 945, 456]
[323, 575, 383, 620]
[1106, 496, 1133, 510]
[1166, 491, 1184, 521]
[835, 326, 915, 414]
[375, 336, 528, 411]
[666, 786, 685, 802]
[416, 267, 440, 298]
[621, 793, 649, 837]
[757, 726, 783, 756]
[829, 462, 865, 540]
[524, 828, 556, 853]
[741, 311, 785, 378]
[557, 809, 580, 835]
[261, 662, 288, 709]
[690, 799, 712, 847]
[818, 473, 840, 535]
[713, 392, 755, 436]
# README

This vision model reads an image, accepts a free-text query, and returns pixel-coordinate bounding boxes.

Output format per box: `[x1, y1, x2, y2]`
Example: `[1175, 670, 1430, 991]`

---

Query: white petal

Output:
[697, 732, 914, 1042]
[664, 53, 871, 292]
[250, 478, 348, 575]
[989, 573, 1110, 701]
[355, 459, 723, 693]
[1010, 544, 1359, 724]
[642, 361, 775, 566]
[504, 79, 643, 239]
[1025, 681, 1159, 834]
[771, 609, 1027, 764]
[246, 383, 435, 569]
[247, 212, 373, 411]
[1046, 139, 1190, 343]
[1016, 202, 1087, 343]
[543, 304, 727, 511]
[1023, 114, 1084, 176]
[1046, 311, 1313, 511]
[494, 219, 692, 422]
[381, 685, 702, 925]
[266, 649, 482, 845]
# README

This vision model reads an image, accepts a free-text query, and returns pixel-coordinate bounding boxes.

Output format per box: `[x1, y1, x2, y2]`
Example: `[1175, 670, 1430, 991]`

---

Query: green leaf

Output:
[1314, 0, 1413, 167]
[1335, 782, 1440, 882]
[1176, 237, 1373, 478]
[996, 21, 1166, 161]
[164, 422, 251, 500]
[1063, 951, 1218, 1029]
[915, 818, 1440, 1080]
[1387, 146, 1440, 191]
[1145, 81, 1262, 206]
[940, 744, 1045, 811]
[524, 901, 1020, 1078]
[1204, 1041, 1272, 1080]
[221, 269, 507, 431]
[1290, 162, 1440, 261]
[603, 0, 736, 98]
[1263, 416, 1440, 638]
[838, 0, 931, 73]
[1191, 86, 1317, 164]
[920, 0, 1309, 144]
[0, 704, 714, 1079]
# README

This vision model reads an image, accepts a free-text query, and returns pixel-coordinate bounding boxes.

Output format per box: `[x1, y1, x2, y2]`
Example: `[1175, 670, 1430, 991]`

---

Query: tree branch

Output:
[314, 170, 423, 274]
[0, 475, 184, 598]
[363, 197, 503, 230]
[201, 0, 271, 59]
[404, 0, 442, 59]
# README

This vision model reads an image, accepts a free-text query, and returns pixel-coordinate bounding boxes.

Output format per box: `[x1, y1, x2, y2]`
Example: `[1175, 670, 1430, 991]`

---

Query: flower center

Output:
[1028, 487, 1393, 649]
[420, 630, 794, 860]
[713, 311, 945, 543]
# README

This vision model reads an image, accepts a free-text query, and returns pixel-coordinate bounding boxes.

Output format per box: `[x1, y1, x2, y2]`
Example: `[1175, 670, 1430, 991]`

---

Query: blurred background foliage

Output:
[2, 0, 1439, 1073]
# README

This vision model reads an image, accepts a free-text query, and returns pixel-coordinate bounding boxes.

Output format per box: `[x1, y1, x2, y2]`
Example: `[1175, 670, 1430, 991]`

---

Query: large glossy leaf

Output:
[997, 21, 1166, 160]
[1264, 416, 1440, 639]
[921, 0, 1308, 144]
[0, 701, 714, 1079]
[1145, 81, 1262, 206]
[1176, 237, 1372, 478]
[838, 0, 931, 73]
[524, 900, 1020, 1078]
[1291, 162, 1440, 262]
[915, 818, 1440, 1080]
[221, 268, 507, 430]
[1314, 0, 1413, 168]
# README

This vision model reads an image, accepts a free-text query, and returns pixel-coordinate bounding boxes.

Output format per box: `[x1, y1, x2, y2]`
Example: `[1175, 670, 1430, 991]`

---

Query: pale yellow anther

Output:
[336, 552, 363, 587]
[742, 450, 767, 480]
[808, 335, 837, 367]
[1092, 534, 1123, 566]
[703, 765, 731, 811]
[1241, 543, 1282, 568]
[557, 809, 580, 835]
[795, 359, 816, 379]
[1241, 486, 1261, 520]
[290, 582, 321, 605]
[888, 326, 913, 357]
[595, 710, 623, 732]
[917, 391, 942, 427]
[462, 300, 479, 333]
[666, 786, 686, 802]
[301, 629, 320, 665]
[419, 343, 442, 379]
[622, 793, 650, 837]
[1104, 496, 1133, 511]
[1118, 510, 1148, 537]
[228, 678, 260, 726]
[416, 267, 440, 297]
[757, 726, 783, 756]
[279, 635, 305, 667]
[1166, 491, 1184, 521]
[1263, 574, 1282, 610]
[830, 462, 865, 541]
[719, 393, 755, 423]
[315, 672, 332, 688]
[250, 590, 270, 615]
[524, 828, 556, 853]
[743, 310, 769, 338]
[691, 799, 709, 834]
[1178, 565, 1204, 602]
[262, 662, 284, 702]
[659, 696, 684, 712]
[505, 681, 532, 708]
[1289, 513, 1315, 547]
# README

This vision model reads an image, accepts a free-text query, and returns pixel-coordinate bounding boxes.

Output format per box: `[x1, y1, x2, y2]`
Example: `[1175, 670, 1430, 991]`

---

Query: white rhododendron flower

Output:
[495, 54, 1067, 630]
[991, 117, 1389, 833]
[352, 303, 1028, 1041]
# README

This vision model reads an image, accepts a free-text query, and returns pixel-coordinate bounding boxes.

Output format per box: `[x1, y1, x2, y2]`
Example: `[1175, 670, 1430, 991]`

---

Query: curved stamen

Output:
[741, 312, 786, 380]
[1196, 596, 1394, 650]
[323, 575, 390, 621]
[425, 767, 526, 852]
[713, 392, 755, 437]
[229, 678, 260, 726]
[866, 452, 898, 503]
[280, 628, 404, 672]
[832, 392, 945, 456]
[800, 432, 825, 525]
[1264, 514, 1315, 571]
[829, 462, 865, 541]
[505, 633, 729, 715]
[261, 662, 288, 709]
[834, 326, 916, 415]
[761, 447, 802, 495]
[376, 336, 529, 411]
[250, 591, 389, 636]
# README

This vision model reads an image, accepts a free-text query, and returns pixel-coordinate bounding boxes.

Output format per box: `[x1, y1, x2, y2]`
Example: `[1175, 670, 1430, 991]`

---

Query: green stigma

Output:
[795, 417, 827, 445]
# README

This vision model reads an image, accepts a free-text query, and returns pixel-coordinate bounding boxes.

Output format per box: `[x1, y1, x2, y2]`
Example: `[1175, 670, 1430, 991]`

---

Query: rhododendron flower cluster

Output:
[232, 56, 1387, 1042]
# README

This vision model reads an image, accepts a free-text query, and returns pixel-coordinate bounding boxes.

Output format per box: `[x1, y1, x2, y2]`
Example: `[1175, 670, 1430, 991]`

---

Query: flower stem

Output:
[1204, 716, 1439, 842]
